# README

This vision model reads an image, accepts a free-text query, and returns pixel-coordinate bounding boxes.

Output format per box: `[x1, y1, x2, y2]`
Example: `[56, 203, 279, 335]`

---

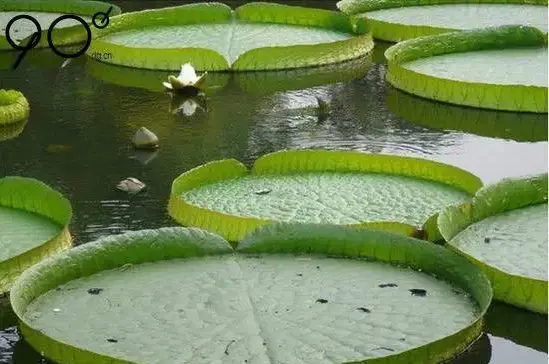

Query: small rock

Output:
[116, 177, 146, 194]
[132, 127, 159, 150]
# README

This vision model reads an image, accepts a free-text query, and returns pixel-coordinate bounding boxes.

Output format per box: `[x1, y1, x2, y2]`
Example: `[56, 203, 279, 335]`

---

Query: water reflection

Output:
[387, 87, 548, 142]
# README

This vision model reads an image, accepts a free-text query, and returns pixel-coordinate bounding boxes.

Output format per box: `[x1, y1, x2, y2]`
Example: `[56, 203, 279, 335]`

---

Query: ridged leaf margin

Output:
[337, 0, 548, 41]
[87, 3, 232, 71]
[11, 225, 492, 364]
[438, 173, 548, 313]
[0, 0, 121, 50]
[337, 0, 548, 16]
[88, 2, 373, 71]
[10, 227, 233, 364]
[0, 90, 29, 126]
[168, 149, 482, 242]
[385, 25, 548, 112]
[0, 177, 72, 294]
[238, 223, 493, 364]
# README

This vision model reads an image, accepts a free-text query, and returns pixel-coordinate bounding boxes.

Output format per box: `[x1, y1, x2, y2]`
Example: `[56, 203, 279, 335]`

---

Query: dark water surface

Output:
[0, 0, 547, 363]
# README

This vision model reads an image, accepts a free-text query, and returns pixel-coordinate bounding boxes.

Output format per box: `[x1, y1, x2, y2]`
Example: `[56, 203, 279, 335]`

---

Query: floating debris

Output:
[224, 339, 236, 355]
[120, 263, 133, 271]
[316, 298, 328, 304]
[254, 188, 271, 195]
[357, 307, 371, 313]
[379, 283, 398, 288]
[116, 177, 146, 194]
[45, 144, 73, 154]
[87, 288, 103, 295]
[409, 289, 427, 297]
[132, 127, 159, 150]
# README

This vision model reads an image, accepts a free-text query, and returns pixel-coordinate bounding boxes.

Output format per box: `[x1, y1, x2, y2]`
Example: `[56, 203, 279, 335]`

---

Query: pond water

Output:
[0, 0, 547, 363]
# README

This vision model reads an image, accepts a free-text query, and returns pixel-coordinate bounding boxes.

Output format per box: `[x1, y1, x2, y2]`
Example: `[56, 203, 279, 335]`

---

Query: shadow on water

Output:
[0, 1, 547, 363]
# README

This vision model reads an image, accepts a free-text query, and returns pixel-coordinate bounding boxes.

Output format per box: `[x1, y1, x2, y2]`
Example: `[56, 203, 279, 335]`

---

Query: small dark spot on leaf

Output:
[297, 273, 303, 276]
[484, 237, 490, 243]
[410, 289, 427, 297]
[87, 288, 103, 295]
[357, 307, 371, 313]
[379, 283, 398, 288]
[107, 339, 118, 343]
[376, 347, 394, 352]
[263, 342, 267, 346]
[275, 311, 279, 314]
[286, 308, 290, 312]
[316, 266, 320, 269]
[224, 340, 236, 355]
[316, 298, 328, 304]
[399, 338, 406, 341]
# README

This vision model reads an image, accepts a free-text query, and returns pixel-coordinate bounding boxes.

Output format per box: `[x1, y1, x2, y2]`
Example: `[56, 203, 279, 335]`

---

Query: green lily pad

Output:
[88, 2, 373, 71]
[0, 119, 27, 142]
[337, 0, 548, 42]
[0, 0, 121, 50]
[0, 177, 72, 294]
[385, 25, 548, 112]
[438, 173, 548, 313]
[0, 90, 29, 126]
[10, 225, 492, 364]
[168, 149, 481, 242]
[386, 87, 548, 142]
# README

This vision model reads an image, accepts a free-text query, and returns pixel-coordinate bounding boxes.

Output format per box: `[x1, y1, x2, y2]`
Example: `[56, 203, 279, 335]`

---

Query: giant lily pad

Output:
[0, 89, 29, 126]
[385, 25, 548, 113]
[168, 149, 482, 242]
[10, 225, 492, 364]
[87, 2, 373, 71]
[0, 177, 72, 295]
[0, 0, 121, 50]
[337, 0, 548, 42]
[438, 173, 548, 313]
[386, 87, 548, 142]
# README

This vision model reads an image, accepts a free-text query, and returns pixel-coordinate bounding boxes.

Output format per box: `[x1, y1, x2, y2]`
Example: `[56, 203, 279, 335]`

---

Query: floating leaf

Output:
[438, 173, 548, 313]
[10, 225, 492, 364]
[168, 149, 481, 242]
